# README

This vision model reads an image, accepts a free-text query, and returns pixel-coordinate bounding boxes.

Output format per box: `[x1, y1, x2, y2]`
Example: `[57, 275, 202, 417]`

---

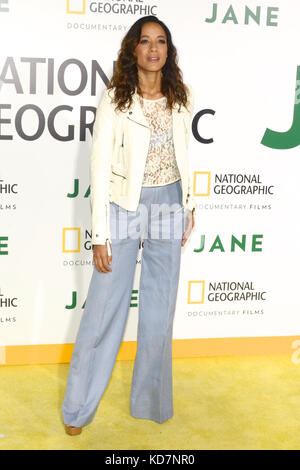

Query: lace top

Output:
[139, 96, 181, 186]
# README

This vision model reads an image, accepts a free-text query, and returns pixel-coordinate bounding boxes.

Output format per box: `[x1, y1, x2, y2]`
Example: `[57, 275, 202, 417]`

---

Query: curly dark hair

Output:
[107, 15, 190, 113]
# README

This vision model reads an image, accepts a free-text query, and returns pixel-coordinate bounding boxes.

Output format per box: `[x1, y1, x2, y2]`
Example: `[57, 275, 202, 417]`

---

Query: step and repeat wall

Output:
[1, 0, 300, 364]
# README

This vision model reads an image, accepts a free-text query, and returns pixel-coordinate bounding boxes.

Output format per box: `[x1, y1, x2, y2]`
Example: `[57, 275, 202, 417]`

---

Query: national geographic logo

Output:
[192, 172, 273, 212]
[66, 0, 158, 16]
[65, 288, 139, 309]
[62, 227, 101, 266]
[67, 0, 86, 14]
[187, 280, 266, 304]
[62, 228, 93, 255]
[61, 227, 142, 266]
[193, 172, 274, 197]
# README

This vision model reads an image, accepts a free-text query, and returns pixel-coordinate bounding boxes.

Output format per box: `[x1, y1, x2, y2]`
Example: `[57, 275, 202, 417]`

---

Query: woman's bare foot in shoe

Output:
[65, 424, 82, 436]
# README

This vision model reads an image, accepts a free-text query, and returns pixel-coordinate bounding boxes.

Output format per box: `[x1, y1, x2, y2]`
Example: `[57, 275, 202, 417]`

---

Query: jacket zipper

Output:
[111, 169, 126, 179]
[126, 116, 150, 130]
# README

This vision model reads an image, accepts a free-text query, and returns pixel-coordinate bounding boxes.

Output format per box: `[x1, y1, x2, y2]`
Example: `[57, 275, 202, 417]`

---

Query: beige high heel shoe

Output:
[65, 424, 82, 436]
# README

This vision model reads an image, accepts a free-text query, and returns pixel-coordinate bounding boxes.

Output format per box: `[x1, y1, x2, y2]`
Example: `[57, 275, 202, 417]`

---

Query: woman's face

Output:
[134, 22, 168, 73]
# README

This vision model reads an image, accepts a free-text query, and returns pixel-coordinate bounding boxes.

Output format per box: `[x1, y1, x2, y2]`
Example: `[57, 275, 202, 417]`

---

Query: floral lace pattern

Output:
[139, 96, 181, 186]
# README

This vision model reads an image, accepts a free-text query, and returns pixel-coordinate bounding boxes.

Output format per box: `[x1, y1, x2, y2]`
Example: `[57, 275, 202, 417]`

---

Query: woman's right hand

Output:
[93, 243, 112, 273]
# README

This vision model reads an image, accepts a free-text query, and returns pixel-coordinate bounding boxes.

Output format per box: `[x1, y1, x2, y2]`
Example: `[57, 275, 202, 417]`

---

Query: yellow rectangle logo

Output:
[194, 171, 211, 196]
[67, 0, 86, 14]
[63, 227, 81, 252]
[188, 280, 205, 304]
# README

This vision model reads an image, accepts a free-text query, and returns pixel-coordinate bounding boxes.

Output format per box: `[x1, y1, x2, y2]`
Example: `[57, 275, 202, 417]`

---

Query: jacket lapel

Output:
[127, 91, 149, 128]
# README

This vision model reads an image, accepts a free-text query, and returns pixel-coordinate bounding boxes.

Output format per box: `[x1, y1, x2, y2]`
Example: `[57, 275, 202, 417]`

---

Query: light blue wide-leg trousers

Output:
[62, 179, 187, 427]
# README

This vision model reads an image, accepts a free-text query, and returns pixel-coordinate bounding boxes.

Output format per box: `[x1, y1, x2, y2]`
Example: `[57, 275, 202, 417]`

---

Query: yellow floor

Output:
[0, 353, 299, 450]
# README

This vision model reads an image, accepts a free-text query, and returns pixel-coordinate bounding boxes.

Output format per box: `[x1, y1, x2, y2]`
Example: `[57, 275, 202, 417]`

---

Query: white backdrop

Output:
[1, 0, 300, 359]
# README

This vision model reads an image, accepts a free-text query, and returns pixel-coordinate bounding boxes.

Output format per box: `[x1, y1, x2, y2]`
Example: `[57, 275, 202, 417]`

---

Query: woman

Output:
[62, 15, 196, 436]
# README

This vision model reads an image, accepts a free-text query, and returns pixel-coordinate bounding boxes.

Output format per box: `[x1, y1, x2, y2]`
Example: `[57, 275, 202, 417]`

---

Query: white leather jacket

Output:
[89, 85, 196, 250]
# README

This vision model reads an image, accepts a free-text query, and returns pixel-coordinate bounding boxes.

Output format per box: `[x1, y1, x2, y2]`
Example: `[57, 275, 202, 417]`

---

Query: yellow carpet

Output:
[0, 354, 299, 450]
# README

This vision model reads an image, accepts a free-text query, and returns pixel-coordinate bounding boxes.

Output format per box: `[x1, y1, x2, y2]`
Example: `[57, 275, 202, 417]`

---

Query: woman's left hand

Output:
[181, 209, 195, 247]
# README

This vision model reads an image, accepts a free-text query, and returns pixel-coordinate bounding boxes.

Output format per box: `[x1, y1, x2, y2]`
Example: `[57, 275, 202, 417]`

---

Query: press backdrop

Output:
[1, 0, 300, 364]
